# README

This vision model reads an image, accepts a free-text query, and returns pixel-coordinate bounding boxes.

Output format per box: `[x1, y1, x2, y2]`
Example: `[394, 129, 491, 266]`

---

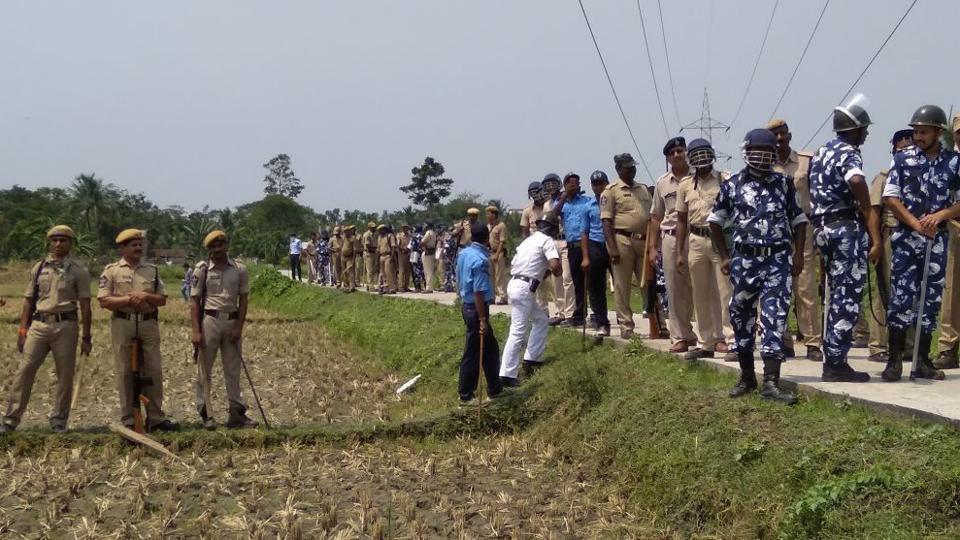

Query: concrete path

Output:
[281, 271, 960, 426]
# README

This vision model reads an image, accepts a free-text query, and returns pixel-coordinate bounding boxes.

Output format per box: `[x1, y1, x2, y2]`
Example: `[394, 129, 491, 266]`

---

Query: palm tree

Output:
[69, 174, 108, 237]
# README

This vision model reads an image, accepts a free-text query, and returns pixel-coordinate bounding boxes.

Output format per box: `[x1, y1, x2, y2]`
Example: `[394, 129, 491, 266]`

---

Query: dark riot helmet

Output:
[535, 211, 560, 237]
[833, 93, 872, 133]
[528, 181, 546, 203]
[686, 138, 715, 168]
[589, 170, 609, 184]
[741, 129, 777, 173]
[908, 105, 948, 129]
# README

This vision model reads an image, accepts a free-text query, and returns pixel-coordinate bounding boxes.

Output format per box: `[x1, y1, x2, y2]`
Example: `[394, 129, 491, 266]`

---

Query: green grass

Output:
[247, 265, 960, 538]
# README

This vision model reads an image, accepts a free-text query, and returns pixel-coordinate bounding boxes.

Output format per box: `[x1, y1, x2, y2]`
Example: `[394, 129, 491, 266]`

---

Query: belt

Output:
[204, 309, 239, 320]
[661, 229, 677, 237]
[690, 225, 711, 238]
[112, 311, 159, 321]
[31, 311, 77, 323]
[614, 229, 646, 241]
[511, 274, 542, 290]
[811, 209, 860, 227]
[734, 243, 790, 257]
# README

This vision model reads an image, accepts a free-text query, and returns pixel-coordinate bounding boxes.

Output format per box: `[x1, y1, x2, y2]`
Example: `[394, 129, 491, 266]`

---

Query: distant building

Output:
[150, 248, 190, 265]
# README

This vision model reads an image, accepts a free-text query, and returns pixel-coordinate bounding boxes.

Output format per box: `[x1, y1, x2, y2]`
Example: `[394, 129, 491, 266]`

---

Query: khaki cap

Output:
[952, 112, 960, 133]
[115, 228, 144, 245]
[485, 205, 499, 214]
[333, 226, 341, 233]
[467, 208, 480, 216]
[203, 230, 228, 248]
[765, 118, 788, 130]
[46, 225, 75, 239]
[345, 225, 356, 231]
[377, 224, 387, 231]
[367, 221, 376, 228]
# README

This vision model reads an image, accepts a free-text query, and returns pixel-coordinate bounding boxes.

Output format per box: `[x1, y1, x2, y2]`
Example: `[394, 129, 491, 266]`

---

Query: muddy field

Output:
[0, 266, 641, 538]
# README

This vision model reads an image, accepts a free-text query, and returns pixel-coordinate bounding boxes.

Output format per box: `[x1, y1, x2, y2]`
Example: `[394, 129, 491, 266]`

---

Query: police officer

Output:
[288, 233, 303, 282]
[3, 226, 92, 434]
[867, 129, 915, 364]
[601, 153, 653, 339]
[500, 213, 562, 385]
[651, 136, 697, 352]
[767, 119, 820, 361]
[543, 174, 575, 325]
[487, 206, 509, 305]
[520, 181, 547, 238]
[191, 230, 258, 429]
[341, 225, 358, 292]
[377, 224, 398, 294]
[456, 208, 480, 247]
[456, 222, 505, 406]
[708, 129, 808, 405]
[304, 232, 319, 283]
[363, 222, 379, 291]
[807, 95, 881, 382]
[422, 222, 438, 293]
[410, 224, 426, 292]
[330, 226, 343, 288]
[882, 105, 960, 381]
[584, 170, 612, 336]
[442, 225, 459, 293]
[934, 113, 960, 369]
[98, 229, 178, 432]
[317, 230, 332, 286]
[676, 138, 734, 359]
[398, 224, 413, 292]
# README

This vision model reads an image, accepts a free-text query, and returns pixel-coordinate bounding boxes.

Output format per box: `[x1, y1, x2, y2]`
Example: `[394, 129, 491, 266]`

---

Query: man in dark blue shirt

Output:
[455, 222, 505, 406]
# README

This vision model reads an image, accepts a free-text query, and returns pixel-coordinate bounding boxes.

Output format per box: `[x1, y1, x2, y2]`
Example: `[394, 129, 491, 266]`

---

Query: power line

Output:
[656, 0, 682, 127]
[576, 0, 654, 180]
[769, 0, 830, 119]
[636, 0, 670, 137]
[727, 0, 780, 132]
[800, 0, 919, 150]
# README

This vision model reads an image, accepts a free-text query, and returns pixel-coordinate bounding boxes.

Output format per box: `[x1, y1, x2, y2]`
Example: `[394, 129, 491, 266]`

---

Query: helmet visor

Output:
[688, 148, 716, 168]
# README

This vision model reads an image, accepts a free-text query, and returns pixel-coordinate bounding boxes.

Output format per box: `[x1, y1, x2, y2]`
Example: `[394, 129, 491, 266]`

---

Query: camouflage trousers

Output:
[443, 255, 457, 292]
[729, 248, 793, 361]
[888, 227, 948, 334]
[412, 260, 425, 290]
[815, 220, 868, 366]
[317, 255, 331, 286]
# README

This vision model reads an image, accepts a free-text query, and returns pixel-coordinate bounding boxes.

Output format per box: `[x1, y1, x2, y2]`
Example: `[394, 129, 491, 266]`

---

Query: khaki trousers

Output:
[687, 234, 733, 350]
[491, 255, 508, 302]
[195, 316, 246, 418]
[938, 224, 960, 353]
[398, 255, 412, 290]
[364, 252, 379, 288]
[332, 253, 342, 286]
[867, 229, 893, 355]
[356, 254, 366, 285]
[554, 240, 575, 318]
[111, 317, 165, 427]
[342, 255, 356, 290]
[611, 234, 645, 333]
[379, 254, 397, 292]
[785, 225, 821, 348]
[4, 320, 78, 428]
[423, 254, 437, 292]
[662, 233, 696, 343]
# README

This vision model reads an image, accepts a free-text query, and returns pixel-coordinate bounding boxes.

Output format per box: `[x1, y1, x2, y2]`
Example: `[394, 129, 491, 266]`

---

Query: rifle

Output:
[26, 260, 45, 329]
[640, 234, 667, 339]
[131, 316, 151, 434]
[194, 264, 212, 420]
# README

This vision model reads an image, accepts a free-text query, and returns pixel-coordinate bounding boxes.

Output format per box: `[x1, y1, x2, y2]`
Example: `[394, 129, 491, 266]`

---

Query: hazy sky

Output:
[0, 0, 953, 213]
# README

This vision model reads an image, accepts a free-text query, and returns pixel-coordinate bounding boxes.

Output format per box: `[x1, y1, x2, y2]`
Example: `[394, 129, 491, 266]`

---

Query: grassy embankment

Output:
[251, 266, 960, 539]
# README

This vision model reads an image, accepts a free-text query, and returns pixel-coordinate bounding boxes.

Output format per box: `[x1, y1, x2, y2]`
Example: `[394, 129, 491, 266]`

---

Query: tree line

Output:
[0, 156, 516, 264]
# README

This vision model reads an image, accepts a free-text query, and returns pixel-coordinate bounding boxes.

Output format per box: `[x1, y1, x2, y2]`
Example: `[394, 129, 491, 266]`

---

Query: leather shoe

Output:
[806, 347, 823, 362]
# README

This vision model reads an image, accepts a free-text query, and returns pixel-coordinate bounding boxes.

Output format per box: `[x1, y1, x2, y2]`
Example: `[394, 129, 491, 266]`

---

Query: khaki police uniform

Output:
[652, 170, 696, 345]
[5, 257, 90, 429]
[304, 239, 318, 283]
[544, 198, 575, 319]
[363, 228, 379, 289]
[774, 150, 821, 352]
[378, 231, 398, 293]
[398, 229, 412, 291]
[600, 178, 652, 335]
[191, 258, 250, 420]
[342, 228, 358, 291]
[676, 170, 734, 350]
[330, 233, 343, 287]
[422, 228, 438, 292]
[489, 220, 509, 303]
[938, 218, 960, 360]
[98, 259, 168, 427]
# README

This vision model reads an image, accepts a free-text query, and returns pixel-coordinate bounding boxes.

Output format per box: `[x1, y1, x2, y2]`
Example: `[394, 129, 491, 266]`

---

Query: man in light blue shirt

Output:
[455, 222, 505, 406]
[288, 233, 303, 282]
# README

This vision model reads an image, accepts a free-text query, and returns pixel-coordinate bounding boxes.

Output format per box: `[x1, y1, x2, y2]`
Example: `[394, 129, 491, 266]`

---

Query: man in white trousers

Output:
[499, 212, 563, 386]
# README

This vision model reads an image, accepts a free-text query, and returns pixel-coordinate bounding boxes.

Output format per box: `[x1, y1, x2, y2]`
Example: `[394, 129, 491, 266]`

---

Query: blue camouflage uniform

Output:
[883, 144, 960, 334]
[316, 239, 331, 285]
[410, 231, 425, 291]
[442, 233, 459, 293]
[808, 137, 868, 365]
[708, 169, 807, 361]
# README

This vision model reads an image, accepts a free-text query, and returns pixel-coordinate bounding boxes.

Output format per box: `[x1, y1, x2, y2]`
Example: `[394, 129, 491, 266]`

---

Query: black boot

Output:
[759, 358, 797, 405]
[881, 328, 905, 381]
[910, 332, 945, 381]
[729, 353, 758, 398]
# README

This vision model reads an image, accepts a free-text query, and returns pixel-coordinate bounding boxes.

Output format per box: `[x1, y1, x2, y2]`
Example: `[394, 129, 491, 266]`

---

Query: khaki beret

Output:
[467, 208, 480, 216]
[115, 228, 144, 245]
[485, 205, 499, 214]
[765, 118, 788, 130]
[46, 225, 75, 239]
[367, 221, 376, 228]
[377, 224, 387, 231]
[333, 226, 341, 233]
[952, 113, 960, 133]
[345, 225, 356, 231]
[203, 230, 228, 248]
